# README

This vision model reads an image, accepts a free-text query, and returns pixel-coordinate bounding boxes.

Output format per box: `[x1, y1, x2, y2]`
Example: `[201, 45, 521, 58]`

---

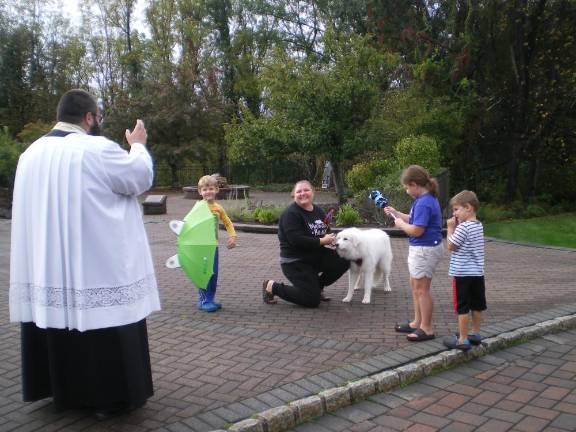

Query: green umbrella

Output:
[176, 200, 218, 289]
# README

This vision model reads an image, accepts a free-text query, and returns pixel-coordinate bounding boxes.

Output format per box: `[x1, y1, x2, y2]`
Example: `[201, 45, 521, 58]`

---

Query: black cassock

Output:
[20, 319, 153, 412]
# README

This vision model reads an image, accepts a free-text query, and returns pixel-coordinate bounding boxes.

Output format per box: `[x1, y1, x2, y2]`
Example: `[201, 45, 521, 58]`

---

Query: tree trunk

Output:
[506, 136, 521, 200]
[167, 159, 179, 189]
[506, 0, 547, 201]
[331, 160, 347, 204]
[124, 3, 139, 85]
[526, 154, 540, 200]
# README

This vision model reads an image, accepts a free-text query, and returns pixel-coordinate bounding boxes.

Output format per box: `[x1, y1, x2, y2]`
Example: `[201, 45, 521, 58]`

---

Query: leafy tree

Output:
[0, 24, 33, 135]
[450, 0, 576, 201]
[0, 0, 91, 136]
[1, 0, 574, 208]
[228, 30, 398, 203]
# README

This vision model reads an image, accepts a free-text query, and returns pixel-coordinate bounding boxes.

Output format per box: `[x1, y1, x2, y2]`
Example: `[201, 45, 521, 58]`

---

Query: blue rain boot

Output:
[204, 256, 222, 310]
[197, 288, 217, 311]
[199, 302, 219, 312]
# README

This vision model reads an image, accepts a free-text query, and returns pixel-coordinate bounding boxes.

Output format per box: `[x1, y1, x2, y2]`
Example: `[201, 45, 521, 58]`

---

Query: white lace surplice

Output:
[10, 131, 161, 332]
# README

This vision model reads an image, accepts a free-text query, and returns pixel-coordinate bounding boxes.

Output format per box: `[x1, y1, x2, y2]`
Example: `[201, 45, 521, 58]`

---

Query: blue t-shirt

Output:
[408, 193, 443, 247]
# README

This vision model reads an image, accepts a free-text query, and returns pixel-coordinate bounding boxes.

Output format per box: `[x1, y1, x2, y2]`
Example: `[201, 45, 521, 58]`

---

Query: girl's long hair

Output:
[400, 165, 438, 197]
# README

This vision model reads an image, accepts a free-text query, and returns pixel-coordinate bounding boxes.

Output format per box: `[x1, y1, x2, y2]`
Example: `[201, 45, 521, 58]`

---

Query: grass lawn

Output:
[484, 213, 576, 249]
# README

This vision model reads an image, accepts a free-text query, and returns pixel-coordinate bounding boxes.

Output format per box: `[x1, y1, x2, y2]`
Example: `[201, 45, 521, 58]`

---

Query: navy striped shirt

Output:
[448, 220, 485, 276]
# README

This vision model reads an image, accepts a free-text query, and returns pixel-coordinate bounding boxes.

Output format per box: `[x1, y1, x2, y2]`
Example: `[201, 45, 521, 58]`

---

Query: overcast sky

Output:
[62, 0, 149, 34]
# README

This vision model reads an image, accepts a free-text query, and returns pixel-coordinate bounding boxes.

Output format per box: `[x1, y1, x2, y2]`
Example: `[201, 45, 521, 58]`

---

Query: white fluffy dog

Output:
[334, 228, 393, 304]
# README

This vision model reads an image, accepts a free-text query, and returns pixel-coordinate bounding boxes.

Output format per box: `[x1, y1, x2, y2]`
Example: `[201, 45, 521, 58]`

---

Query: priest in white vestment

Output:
[9, 89, 161, 418]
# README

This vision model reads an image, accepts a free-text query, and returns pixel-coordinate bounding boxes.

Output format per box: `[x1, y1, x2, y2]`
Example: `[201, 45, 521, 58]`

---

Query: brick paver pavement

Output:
[292, 329, 576, 432]
[0, 191, 574, 431]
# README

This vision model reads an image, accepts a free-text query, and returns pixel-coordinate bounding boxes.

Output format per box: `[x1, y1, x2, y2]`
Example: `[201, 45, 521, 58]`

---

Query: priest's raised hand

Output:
[125, 118, 148, 146]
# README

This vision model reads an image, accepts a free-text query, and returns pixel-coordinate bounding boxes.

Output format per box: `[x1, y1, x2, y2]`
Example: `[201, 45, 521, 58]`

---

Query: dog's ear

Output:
[352, 235, 360, 248]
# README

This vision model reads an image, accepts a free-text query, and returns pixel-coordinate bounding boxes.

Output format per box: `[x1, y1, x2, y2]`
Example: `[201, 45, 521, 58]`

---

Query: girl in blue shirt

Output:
[384, 165, 444, 342]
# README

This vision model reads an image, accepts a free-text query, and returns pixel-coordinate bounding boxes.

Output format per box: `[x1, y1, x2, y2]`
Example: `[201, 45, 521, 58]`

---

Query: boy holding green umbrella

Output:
[167, 175, 237, 312]
[194, 175, 237, 311]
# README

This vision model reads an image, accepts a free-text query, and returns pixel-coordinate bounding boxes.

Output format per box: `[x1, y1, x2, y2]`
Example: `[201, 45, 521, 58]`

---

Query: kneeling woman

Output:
[263, 180, 349, 307]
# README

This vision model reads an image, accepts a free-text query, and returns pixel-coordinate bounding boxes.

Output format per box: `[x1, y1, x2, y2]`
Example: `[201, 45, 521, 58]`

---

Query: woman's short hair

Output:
[56, 89, 98, 124]
[291, 180, 314, 196]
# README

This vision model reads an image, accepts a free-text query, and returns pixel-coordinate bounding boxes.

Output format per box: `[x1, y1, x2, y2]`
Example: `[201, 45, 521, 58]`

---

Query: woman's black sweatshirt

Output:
[277, 202, 329, 265]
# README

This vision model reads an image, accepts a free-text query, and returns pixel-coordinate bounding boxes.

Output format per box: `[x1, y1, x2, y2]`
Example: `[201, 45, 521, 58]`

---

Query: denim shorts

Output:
[407, 244, 444, 279]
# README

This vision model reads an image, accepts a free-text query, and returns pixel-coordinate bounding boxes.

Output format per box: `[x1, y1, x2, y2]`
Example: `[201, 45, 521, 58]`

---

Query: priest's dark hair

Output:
[56, 89, 98, 124]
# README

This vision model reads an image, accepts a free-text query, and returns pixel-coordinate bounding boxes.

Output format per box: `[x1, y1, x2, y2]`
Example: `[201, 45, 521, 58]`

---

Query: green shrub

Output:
[529, 193, 553, 207]
[348, 169, 413, 226]
[225, 206, 253, 223]
[345, 146, 446, 226]
[0, 127, 24, 189]
[335, 204, 362, 226]
[252, 207, 263, 219]
[477, 204, 515, 223]
[345, 134, 441, 215]
[524, 204, 547, 218]
[252, 205, 285, 224]
[508, 200, 525, 216]
[253, 208, 279, 224]
[253, 183, 293, 193]
[550, 201, 573, 214]
[393, 134, 441, 174]
[226, 202, 286, 224]
[346, 158, 395, 194]
[373, 171, 412, 212]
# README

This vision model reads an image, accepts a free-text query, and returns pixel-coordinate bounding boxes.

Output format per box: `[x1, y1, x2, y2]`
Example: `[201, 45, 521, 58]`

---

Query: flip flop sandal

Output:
[406, 328, 435, 342]
[262, 280, 277, 304]
[395, 322, 418, 333]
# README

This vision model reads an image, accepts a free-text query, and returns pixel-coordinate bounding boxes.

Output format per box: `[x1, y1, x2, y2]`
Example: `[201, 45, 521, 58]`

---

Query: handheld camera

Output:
[368, 190, 389, 208]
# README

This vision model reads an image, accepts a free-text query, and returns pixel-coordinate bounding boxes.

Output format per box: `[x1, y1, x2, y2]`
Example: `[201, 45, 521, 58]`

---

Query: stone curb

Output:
[212, 313, 576, 432]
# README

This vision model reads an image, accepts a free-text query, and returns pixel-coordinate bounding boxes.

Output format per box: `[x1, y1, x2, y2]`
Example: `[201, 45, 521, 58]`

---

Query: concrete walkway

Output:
[0, 191, 575, 432]
[291, 328, 576, 432]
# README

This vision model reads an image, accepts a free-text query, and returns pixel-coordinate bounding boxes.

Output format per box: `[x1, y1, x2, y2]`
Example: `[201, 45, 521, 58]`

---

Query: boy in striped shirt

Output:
[443, 190, 486, 351]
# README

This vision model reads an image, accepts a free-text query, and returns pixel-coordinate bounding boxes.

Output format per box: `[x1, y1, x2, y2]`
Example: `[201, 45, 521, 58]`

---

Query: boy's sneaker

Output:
[443, 335, 472, 351]
[199, 302, 219, 312]
[456, 332, 482, 345]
